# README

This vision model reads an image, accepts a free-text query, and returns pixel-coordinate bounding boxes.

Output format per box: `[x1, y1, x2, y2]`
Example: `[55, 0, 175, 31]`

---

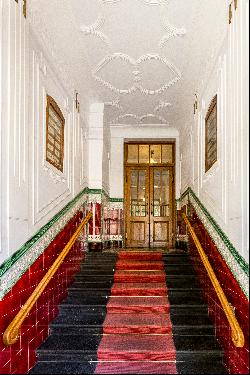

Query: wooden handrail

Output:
[3, 211, 92, 346]
[182, 213, 244, 348]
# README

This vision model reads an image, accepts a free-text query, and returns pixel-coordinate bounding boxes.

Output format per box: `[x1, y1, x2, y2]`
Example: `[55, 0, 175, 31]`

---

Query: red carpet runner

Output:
[94, 251, 177, 374]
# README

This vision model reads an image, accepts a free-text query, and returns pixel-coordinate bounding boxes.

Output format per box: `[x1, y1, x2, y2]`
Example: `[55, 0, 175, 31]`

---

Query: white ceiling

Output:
[29, 0, 228, 128]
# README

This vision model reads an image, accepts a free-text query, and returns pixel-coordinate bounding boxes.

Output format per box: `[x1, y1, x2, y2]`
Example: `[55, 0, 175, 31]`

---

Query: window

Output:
[45, 95, 65, 172]
[205, 95, 217, 172]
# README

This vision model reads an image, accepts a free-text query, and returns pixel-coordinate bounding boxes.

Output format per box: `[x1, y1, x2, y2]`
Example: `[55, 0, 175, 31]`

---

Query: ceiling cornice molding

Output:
[92, 53, 181, 95]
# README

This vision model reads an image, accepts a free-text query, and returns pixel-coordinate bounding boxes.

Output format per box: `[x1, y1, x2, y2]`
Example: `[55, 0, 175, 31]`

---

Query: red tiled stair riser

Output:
[188, 205, 249, 374]
[95, 251, 177, 374]
[0, 211, 86, 374]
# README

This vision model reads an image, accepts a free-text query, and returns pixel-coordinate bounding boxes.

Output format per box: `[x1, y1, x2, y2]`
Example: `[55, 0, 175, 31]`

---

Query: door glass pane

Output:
[150, 145, 161, 164]
[153, 169, 170, 217]
[127, 145, 138, 163]
[139, 145, 149, 164]
[130, 170, 146, 217]
[162, 144, 173, 163]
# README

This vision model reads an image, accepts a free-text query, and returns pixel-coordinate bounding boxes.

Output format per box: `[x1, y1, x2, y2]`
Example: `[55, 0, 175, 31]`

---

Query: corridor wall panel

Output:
[0, 0, 89, 265]
[180, 0, 249, 261]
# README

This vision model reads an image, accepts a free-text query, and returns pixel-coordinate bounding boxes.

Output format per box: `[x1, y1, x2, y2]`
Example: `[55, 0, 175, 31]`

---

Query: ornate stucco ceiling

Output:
[29, 0, 228, 128]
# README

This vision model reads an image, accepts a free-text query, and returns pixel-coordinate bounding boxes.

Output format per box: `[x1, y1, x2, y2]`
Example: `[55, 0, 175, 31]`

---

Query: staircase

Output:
[29, 250, 228, 374]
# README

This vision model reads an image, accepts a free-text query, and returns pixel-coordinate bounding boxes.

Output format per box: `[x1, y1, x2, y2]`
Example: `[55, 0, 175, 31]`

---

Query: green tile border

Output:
[0, 187, 88, 278]
[179, 187, 249, 298]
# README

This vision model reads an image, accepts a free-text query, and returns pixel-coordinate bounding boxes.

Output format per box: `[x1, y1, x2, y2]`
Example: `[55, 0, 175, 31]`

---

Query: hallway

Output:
[0, 0, 249, 374]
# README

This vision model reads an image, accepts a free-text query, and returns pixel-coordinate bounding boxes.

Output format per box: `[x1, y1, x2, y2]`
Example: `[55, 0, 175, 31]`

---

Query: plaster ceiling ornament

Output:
[80, 15, 112, 48]
[139, 0, 168, 5]
[154, 101, 172, 113]
[159, 19, 186, 48]
[105, 98, 124, 111]
[102, 0, 168, 5]
[92, 53, 181, 95]
[111, 112, 168, 125]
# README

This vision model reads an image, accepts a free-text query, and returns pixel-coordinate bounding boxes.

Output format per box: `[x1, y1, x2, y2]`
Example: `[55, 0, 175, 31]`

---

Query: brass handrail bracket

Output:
[182, 212, 244, 348]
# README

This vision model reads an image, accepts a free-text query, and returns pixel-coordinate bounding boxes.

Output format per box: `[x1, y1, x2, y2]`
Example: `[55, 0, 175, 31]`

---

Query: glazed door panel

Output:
[125, 167, 149, 247]
[149, 167, 173, 248]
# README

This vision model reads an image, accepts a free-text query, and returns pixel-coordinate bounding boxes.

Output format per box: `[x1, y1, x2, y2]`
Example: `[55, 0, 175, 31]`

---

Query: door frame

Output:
[123, 141, 176, 248]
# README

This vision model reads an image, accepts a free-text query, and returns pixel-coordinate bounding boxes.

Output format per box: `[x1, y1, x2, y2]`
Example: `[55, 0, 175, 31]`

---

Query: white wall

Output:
[180, 0, 249, 261]
[0, 0, 89, 264]
[110, 125, 180, 199]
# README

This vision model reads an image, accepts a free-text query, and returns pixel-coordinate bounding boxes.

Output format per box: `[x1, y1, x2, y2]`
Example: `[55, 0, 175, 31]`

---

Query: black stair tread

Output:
[29, 360, 227, 375]
[78, 269, 115, 275]
[69, 281, 113, 289]
[171, 314, 213, 326]
[37, 334, 102, 352]
[173, 335, 222, 351]
[29, 362, 96, 374]
[164, 266, 196, 274]
[168, 292, 204, 305]
[177, 361, 227, 374]
[75, 274, 114, 280]
[60, 293, 108, 309]
[51, 312, 106, 326]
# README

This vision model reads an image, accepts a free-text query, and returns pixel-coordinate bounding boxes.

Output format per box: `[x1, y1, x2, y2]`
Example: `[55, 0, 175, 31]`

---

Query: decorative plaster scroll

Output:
[111, 113, 168, 124]
[159, 19, 186, 48]
[102, 0, 167, 4]
[105, 98, 124, 111]
[80, 15, 112, 48]
[139, 0, 168, 5]
[93, 53, 181, 95]
[102, 0, 122, 4]
[154, 101, 172, 113]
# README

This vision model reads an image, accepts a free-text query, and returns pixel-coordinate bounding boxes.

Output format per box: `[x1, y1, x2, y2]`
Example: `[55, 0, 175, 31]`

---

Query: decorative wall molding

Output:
[179, 188, 249, 299]
[92, 53, 181, 95]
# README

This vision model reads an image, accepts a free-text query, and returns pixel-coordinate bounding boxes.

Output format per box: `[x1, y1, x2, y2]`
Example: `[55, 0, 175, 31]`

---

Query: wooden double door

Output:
[125, 166, 174, 248]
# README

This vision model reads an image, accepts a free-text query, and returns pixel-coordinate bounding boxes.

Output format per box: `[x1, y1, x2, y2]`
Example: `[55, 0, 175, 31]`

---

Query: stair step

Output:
[164, 265, 196, 275]
[61, 294, 110, 306]
[114, 270, 166, 283]
[115, 260, 164, 270]
[168, 290, 204, 305]
[29, 362, 96, 374]
[36, 334, 102, 354]
[79, 268, 115, 275]
[118, 251, 163, 261]
[51, 312, 106, 326]
[97, 334, 176, 361]
[69, 281, 113, 289]
[111, 282, 167, 296]
[107, 296, 170, 314]
[74, 275, 114, 281]
[170, 305, 208, 315]
[103, 313, 172, 334]
[95, 361, 177, 374]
